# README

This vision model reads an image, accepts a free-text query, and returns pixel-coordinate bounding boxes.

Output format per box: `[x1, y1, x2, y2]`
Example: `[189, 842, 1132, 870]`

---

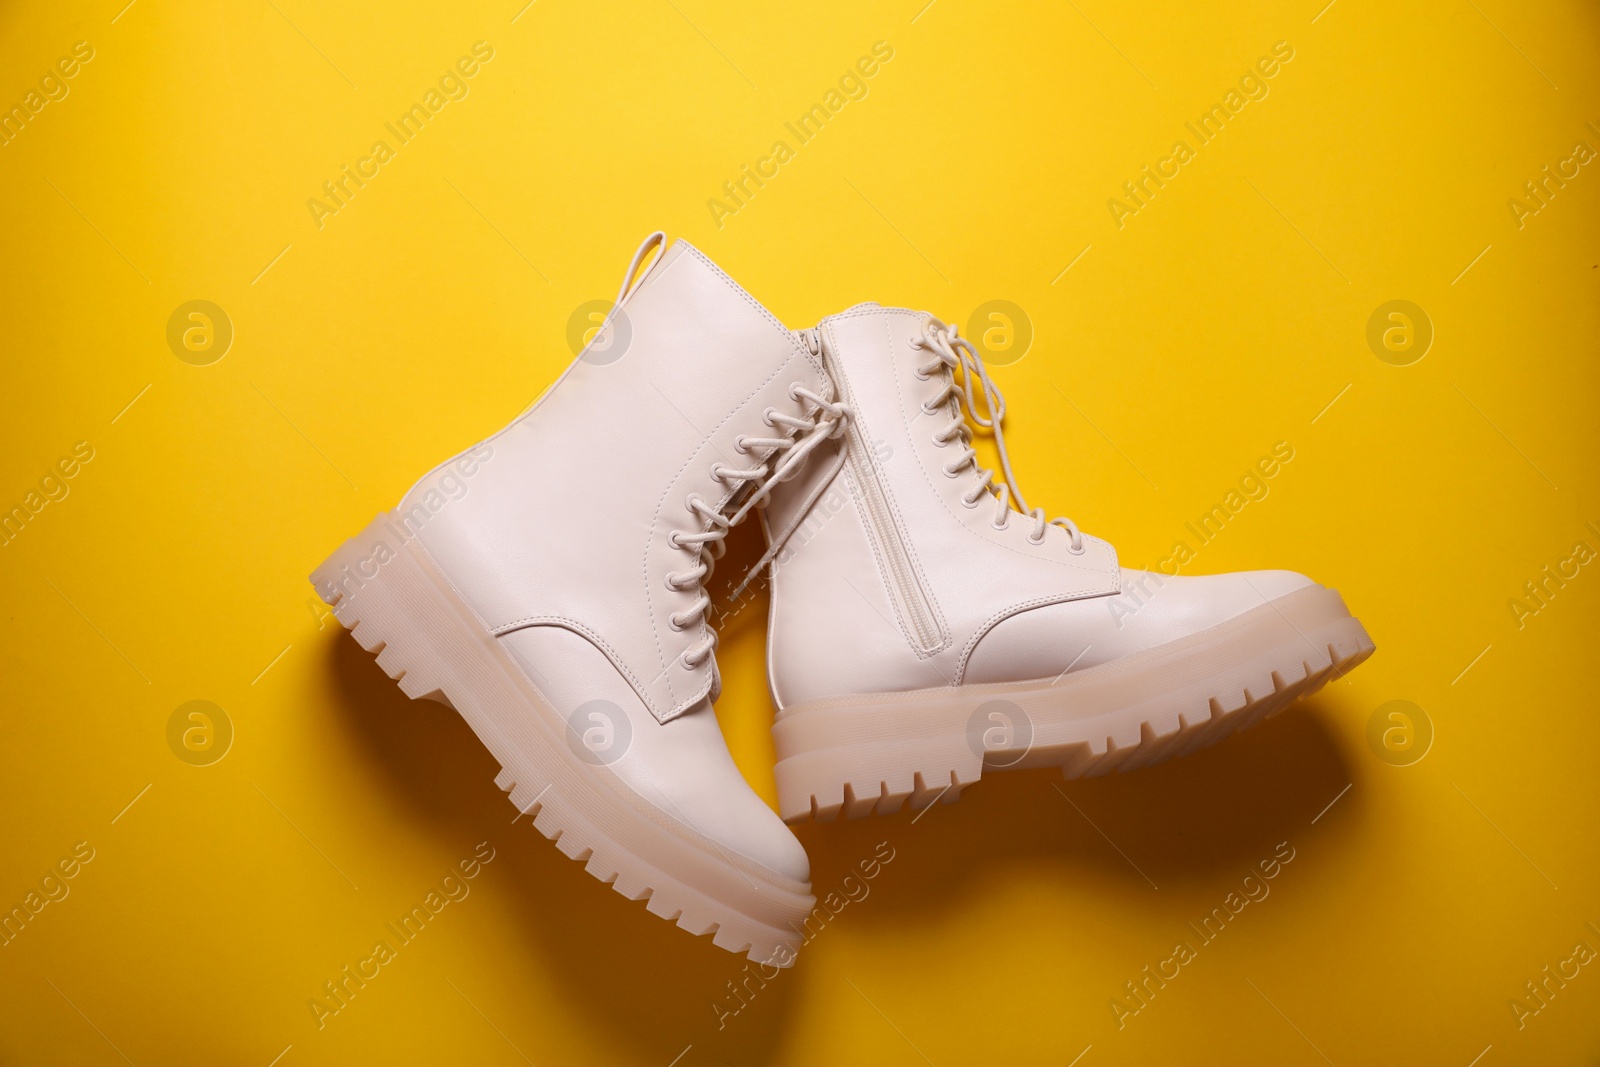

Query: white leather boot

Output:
[312, 234, 846, 963]
[759, 306, 1374, 822]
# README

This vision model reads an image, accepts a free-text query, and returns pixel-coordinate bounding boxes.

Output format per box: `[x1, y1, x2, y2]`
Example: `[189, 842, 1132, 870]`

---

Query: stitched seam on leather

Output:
[394, 248, 701, 505]
[641, 339, 813, 717]
[669, 677, 714, 721]
[398, 243, 793, 513]
[492, 616, 662, 714]
[823, 307, 1119, 676]
[823, 319, 943, 658]
[827, 307, 923, 324]
[953, 585, 1120, 685]
[879, 316, 953, 648]
[880, 309, 1119, 582]
[839, 465, 922, 653]
[678, 242, 793, 339]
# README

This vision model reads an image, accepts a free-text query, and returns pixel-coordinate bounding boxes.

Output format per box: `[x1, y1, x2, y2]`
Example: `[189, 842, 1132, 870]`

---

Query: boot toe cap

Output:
[622, 710, 811, 884]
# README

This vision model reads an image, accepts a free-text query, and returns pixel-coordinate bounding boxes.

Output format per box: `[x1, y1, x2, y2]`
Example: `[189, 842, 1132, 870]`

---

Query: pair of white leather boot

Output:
[312, 234, 1374, 966]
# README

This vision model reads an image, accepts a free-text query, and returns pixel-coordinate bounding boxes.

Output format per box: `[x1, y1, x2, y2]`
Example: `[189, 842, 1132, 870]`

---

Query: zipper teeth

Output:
[813, 324, 942, 654]
[844, 417, 942, 653]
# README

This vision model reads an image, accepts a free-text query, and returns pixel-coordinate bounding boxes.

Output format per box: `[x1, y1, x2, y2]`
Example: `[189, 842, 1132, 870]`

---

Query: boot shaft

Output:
[764, 307, 1119, 707]
[321, 239, 834, 722]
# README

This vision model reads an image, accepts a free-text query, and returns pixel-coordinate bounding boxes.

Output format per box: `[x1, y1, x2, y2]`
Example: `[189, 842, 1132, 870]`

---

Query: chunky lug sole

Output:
[771, 584, 1375, 823]
[312, 512, 813, 965]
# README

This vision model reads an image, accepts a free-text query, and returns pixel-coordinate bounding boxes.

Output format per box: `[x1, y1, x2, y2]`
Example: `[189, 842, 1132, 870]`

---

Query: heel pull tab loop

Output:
[613, 231, 667, 310]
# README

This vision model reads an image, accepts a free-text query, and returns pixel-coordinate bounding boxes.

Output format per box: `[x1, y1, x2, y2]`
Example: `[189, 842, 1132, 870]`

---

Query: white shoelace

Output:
[597, 234, 853, 668]
[667, 385, 849, 667]
[911, 317, 1084, 552]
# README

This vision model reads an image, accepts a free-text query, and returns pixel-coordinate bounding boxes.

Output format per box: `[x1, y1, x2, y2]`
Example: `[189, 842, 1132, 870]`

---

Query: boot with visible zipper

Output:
[758, 306, 1375, 822]
[311, 234, 847, 962]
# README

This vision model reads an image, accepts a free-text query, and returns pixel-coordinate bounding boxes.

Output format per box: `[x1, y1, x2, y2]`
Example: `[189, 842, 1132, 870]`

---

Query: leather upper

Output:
[500, 625, 809, 880]
[764, 306, 1315, 708]
[765, 307, 1122, 706]
[963, 567, 1314, 685]
[403, 240, 829, 722]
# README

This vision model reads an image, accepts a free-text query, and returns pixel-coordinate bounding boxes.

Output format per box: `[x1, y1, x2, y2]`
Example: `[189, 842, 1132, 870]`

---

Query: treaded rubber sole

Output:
[312, 512, 813, 964]
[771, 584, 1375, 823]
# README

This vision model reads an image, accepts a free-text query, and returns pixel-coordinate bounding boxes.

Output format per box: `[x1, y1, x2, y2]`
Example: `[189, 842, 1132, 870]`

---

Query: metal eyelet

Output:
[787, 383, 805, 402]
[667, 531, 682, 549]
[680, 652, 700, 669]
[1068, 539, 1087, 555]
[733, 436, 749, 454]
[1027, 531, 1046, 545]
[960, 492, 980, 509]
[913, 368, 929, 381]
[761, 407, 777, 426]
[992, 519, 1008, 531]
[667, 613, 686, 632]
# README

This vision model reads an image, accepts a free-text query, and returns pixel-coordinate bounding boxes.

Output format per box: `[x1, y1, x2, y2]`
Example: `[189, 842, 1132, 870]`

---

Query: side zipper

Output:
[810, 327, 945, 656]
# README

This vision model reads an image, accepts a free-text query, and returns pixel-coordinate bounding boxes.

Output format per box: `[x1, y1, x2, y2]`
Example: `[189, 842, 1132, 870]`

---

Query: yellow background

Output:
[2, 0, 1598, 1063]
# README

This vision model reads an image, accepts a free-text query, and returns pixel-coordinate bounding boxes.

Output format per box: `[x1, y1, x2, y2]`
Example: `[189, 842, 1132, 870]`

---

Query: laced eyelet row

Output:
[664, 380, 852, 671]
[909, 317, 1089, 554]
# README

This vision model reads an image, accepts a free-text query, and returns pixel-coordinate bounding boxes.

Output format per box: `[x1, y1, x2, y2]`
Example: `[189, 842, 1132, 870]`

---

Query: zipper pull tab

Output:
[803, 327, 821, 356]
